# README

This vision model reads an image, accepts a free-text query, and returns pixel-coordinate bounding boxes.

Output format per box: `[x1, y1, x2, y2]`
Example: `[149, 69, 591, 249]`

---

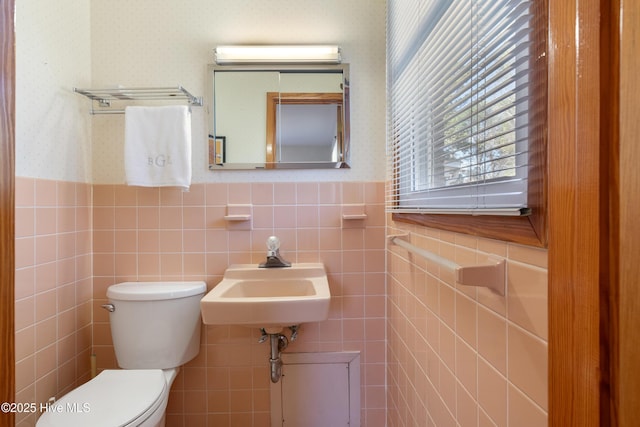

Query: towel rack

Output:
[73, 85, 203, 115]
[388, 233, 506, 295]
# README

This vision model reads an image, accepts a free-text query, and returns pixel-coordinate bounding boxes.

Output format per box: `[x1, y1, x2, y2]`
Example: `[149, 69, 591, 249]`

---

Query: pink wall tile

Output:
[273, 183, 295, 205]
[15, 326, 35, 363]
[342, 182, 364, 204]
[57, 233, 76, 260]
[8, 180, 502, 425]
[295, 182, 319, 205]
[93, 185, 114, 207]
[507, 262, 548, 340]
[93, 207, 115, 230]
[508, 324, 548, 411]
[137, 187, 160, 207]
[252, 206, 273, 229]
[114, 207, 137, 229]
[35, 180, 57, 207]
[478, 306, 508, 375]
[35, 208, 57, 235]
[457, 381, 478, 427]
[182, 184, 205, 206]
[478, 358, 507, 426]
[57, 207, 76, 233]
[35, 289, 58, 322]
[113, 185, 137, 207]
[319, 182, 341, 204]
[15, 208, 35, 238]
[15, 179, 93, 418]
[456, 338, 478, 400]
[297, 205, 319, 228]
[15, 267, 35, 300]
[227, 183, 251, 204]
[159, 206, 183, 229]
[86, 181, 387, 426]
[160, 187, 184, 207]
[387, 220, 549, 426]
[138, 207, 160, 229]
[35, 235, 56, 265]
[508, 384, 548, 427]
[16, 177, 35, 207]
[15, 297, 35, 331]
[250, 183, 274, 205]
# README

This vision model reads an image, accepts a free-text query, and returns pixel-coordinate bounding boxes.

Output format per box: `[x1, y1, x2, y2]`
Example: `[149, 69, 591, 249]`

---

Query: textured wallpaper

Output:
[16, 0, 386, 184]
[89, 0, 387, 183]
[15, 0, 92, 183]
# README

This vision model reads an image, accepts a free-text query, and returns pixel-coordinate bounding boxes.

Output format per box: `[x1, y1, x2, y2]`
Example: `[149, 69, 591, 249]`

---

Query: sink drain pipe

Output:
[261, 326, 298, 383]
[269, 334, 288, 383]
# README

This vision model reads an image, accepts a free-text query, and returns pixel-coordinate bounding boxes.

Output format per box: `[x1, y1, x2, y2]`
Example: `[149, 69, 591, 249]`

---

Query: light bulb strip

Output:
[215, 45, 342, 64]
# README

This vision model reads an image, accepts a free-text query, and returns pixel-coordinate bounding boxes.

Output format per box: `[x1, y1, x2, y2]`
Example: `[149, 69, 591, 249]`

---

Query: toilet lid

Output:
[36, 369, 166, 427]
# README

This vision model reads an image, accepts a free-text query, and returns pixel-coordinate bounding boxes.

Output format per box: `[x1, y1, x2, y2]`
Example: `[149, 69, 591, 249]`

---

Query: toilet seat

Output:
[36, 369, 166, 427]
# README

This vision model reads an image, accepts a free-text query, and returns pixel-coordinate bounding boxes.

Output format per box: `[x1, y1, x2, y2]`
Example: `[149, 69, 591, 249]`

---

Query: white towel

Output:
[124, 105, 192, 190]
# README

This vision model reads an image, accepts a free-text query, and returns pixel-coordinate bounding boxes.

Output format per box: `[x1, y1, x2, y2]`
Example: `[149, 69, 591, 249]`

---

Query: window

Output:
[387, 0, 547, 246]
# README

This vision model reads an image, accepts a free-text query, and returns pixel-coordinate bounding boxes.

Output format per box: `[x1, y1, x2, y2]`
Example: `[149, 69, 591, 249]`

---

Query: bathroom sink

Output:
[200, 263, 330, 332]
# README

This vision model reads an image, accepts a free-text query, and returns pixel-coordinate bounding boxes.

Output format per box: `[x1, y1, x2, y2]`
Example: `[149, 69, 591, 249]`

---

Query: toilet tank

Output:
[106, 281, 206, 369]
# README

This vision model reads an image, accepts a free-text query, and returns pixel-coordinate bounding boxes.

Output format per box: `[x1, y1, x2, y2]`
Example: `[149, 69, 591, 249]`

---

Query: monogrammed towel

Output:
[124, 105, 192, 190]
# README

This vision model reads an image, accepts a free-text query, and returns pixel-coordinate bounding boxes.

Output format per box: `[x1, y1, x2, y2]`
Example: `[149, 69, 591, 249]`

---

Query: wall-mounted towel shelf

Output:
[73, 85, 203, 115]
[224, 204, 252, 230]
[388, 233, 506, 295]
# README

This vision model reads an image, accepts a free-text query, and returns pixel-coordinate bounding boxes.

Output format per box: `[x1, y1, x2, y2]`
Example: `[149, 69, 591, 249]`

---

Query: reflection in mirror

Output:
[208, 64, 350, 170]
[267, 92, 343, 164]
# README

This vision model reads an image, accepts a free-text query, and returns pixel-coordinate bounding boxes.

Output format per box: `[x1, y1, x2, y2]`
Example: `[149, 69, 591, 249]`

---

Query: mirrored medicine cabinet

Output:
[207, 63, 350, 170]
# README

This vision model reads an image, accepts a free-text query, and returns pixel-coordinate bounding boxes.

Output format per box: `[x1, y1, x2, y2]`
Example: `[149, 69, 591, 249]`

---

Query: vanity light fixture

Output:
[214, 45, 342, 64]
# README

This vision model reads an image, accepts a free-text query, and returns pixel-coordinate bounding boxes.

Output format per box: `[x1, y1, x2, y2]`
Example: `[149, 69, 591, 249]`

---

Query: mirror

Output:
[208, 64, 350, 170]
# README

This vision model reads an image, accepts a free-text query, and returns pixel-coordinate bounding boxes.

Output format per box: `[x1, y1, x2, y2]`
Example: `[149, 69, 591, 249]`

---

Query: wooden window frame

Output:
[391, 0, 548, 248]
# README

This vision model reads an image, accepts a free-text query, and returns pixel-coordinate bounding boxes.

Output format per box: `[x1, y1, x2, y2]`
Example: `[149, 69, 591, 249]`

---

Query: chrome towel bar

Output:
[73, 85, 203, 115]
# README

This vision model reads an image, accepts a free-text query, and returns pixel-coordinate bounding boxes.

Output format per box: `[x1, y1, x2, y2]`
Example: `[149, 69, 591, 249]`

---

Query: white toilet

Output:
[36, 281, 206, 427]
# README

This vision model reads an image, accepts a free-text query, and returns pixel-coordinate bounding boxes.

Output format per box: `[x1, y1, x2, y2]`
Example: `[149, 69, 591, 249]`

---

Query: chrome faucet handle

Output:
[259, 235, 291, 268]
[266, 236, 281, 255]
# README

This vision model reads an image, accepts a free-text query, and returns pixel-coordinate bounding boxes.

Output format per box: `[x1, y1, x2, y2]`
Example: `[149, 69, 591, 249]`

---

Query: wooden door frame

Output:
[547, 0, 602, 422]
[265, 92, 343, 163]
[615, 0, 639, 424]
[548, 0, 637, 425]
[0, 0, 16, 426]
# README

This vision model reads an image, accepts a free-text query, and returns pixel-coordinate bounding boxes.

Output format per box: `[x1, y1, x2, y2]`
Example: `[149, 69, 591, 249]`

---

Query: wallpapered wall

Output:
[15, 0, 92, 183]
[89, 0, 387, 184]
[16, 0, 386, 184]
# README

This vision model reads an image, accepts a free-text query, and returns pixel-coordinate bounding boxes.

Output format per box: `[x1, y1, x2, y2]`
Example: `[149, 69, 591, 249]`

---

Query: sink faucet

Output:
[259, 236, 291, 268]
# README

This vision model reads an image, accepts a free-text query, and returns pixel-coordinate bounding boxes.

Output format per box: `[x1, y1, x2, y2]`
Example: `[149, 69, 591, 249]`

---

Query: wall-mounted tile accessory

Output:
[388, 233, 506, 295]
[224, 204, 252, 230]
[341, 204, 367, 228]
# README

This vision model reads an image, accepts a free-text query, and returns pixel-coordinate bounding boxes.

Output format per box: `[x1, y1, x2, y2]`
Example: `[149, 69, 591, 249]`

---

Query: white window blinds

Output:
[387, 0, 534, 215]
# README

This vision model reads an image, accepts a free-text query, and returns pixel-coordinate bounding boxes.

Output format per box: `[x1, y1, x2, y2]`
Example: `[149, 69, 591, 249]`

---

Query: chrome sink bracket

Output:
[278, 334, 288, 353]
[289, 325, 299, 341]
[258, 328, 269, 343]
